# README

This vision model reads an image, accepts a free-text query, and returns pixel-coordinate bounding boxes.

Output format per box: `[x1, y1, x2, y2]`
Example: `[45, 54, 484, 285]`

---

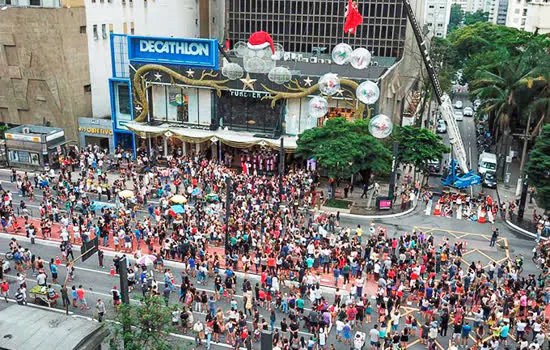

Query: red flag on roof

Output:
[344, 0, 363, 35]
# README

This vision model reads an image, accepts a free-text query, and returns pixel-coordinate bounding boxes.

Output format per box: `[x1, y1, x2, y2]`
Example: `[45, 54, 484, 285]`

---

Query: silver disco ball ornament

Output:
[318, 73, 341, 96]
[350, 48, 372, 70]
[332, 43, 353, 65]
[356, 81, 380, 105]
[268, 66, 292, 84]
[244, 57, 269, 73]
[308, 96, 329, 119]
[222, 62, 244, 80]
[369, 114, 393, 139]
[273, 43, 285, 61]
[234, 41, 248, 58]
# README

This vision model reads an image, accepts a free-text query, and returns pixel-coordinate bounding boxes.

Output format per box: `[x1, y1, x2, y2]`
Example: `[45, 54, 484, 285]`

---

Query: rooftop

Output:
[7, 124, 64, 136]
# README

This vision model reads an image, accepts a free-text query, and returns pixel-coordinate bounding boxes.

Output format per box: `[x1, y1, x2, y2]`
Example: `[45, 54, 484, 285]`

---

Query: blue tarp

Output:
[171, 205, 185, 214]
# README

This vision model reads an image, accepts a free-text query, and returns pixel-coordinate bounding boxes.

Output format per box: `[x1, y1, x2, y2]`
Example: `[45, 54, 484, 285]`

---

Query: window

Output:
[130, 22, 135, 35]
[122, 22, 127, 34]
[93, 25, 99, 40]
[30, 0, 41, 5]
[118, 85, 131, 115]
[84, 84, 91, 93]
[109, 24, 114, 33]
[522, 8, 527, 15]
[80, 26, 86, 34]
[102, 24, 107, 39]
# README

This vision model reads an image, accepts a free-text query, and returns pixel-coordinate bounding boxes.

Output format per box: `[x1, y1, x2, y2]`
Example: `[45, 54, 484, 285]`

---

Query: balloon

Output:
[273, 43, 285, 60]
[308, 96, 329, 118]
[222, 63, 244, 80]
[332, 43, 353, 65]
[369, 114, 393, 139]
[356, 81, 380, 105]
[268, 66, 292, 84]
[350, 48, 372, 70]
[318, 73, 341, 96]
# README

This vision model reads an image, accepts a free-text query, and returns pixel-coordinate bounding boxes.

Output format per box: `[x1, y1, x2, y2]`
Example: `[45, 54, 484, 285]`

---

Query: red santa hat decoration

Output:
[247, 31, 278, 59]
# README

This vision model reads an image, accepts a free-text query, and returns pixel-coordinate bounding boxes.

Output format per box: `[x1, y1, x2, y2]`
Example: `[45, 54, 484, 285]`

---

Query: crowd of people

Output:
[1, 144, 548, 350]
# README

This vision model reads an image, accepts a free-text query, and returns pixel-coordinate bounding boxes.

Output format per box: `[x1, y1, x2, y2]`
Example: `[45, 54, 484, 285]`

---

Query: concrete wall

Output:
[0, 7, 91, 141]
[85, 0, 202, 119]
[524, 2, 550, 33]
[425, 0, 452, 38]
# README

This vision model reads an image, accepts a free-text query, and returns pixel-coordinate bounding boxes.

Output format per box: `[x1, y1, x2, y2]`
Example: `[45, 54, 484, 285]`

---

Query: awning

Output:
[124, 122, 298, 151]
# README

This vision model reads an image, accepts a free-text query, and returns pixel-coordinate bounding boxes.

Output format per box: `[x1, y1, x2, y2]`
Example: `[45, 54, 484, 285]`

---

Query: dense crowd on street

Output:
[1, 144, 549, 350]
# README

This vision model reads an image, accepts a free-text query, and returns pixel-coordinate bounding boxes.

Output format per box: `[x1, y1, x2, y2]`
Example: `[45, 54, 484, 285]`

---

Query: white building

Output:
[524, 0, 550, 33]
[451, 0, 498, 16]
[425, 0, 452, 37]
[492, 0, 508, 24]
[84, 0, 214, 118]
[505, 0, 529, 29]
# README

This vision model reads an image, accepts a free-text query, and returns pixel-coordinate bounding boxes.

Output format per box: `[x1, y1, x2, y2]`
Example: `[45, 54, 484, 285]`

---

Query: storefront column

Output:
[182, 142, 187, 156]
[147, 136, 152, 156]
[211, 142, 217, 160]
[163, 136, 168, 158]
[195, 142, 200, 155]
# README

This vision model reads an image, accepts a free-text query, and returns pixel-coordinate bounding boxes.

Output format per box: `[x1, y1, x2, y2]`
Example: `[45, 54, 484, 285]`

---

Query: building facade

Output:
[524, 0, 550, 33]
[492, 0, 508, 24]
[425, 0, 452, 37]
[505, 0, 528, 29]
[0, 3, 91, 141]
[227, 0, 409, 59]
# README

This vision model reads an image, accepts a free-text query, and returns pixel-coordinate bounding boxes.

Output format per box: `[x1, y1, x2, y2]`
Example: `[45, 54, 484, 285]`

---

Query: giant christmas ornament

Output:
[233, 41, 247, 58]
[350, 48, 372, 70]
[268, 66, 292, 84]
[369, 114, 393, 139]
[318, 73, 341, 96]
[356, 81, 380, 105]
[308, 96, 329, 118]
[222, 62, 244, 80]
[243, 31, 277, 73]
[273, 43, 285, 61]
[332, 43, 353, 65]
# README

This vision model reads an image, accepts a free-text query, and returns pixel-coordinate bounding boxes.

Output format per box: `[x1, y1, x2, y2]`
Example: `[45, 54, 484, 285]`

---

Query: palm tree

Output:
[520, 55, 550, 138]
[470, 55, 535, 155]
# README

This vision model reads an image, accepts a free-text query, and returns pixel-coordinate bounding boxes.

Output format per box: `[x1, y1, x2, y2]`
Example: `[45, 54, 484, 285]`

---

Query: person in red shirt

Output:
[1, 280, 9, 302]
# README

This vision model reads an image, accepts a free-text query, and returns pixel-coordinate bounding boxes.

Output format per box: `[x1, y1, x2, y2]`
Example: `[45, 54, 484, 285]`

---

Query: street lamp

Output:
[279, 137, 285, 204]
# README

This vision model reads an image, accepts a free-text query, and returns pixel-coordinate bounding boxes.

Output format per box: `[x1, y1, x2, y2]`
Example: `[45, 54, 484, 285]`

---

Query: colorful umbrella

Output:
[170, 195, 187, 204]
[137, 254, 157, 266]
[118, 190, 134, 199]
[171, 204, 185, 214]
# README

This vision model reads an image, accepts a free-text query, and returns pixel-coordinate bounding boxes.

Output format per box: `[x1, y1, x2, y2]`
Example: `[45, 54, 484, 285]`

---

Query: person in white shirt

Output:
[335, 319, 345, 342]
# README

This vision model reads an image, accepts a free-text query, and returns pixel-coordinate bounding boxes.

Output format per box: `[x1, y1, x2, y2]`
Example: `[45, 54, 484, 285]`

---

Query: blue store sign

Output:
[128, 36, 219, 69]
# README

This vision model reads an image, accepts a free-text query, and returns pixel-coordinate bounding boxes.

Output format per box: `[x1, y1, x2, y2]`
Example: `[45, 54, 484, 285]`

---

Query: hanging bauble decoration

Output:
[244, 57, 269, 73]
[369, 114, 393, 139]
[308, 96, 329, 118]
[268, 66, 292, 84]
[318, 73, 341, 96]
[222, 62, 244, 80]
[234, 41, 248, 58]
[356, 81, 380, 105]
[273, 43, 285, 61]
[331, 43, 353, 65]
[350, 48, 372, 70]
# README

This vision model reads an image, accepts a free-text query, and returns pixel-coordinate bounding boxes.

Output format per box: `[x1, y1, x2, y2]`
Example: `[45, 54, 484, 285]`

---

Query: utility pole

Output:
[388, 142, 399, 198]
[119, 256, 130, 304]
[224, 176, 231, 255]
[279, 137, 285, 203]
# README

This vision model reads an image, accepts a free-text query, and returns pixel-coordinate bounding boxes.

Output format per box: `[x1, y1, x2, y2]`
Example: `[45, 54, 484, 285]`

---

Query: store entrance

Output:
[85, 136, 110, 151]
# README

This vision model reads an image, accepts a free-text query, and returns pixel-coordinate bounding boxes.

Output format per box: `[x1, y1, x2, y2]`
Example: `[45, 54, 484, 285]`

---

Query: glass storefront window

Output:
[118, 85, 131, 115]
[167, 87, 189, 123]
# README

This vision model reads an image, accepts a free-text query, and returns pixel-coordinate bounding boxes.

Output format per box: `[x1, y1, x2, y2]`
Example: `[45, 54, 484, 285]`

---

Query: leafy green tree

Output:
[526, 125, 550, 211]
[110, 296, 175, 350]
[430, 37, 459, 92]
[448, 4, 464, 33]
[296, 118, 391, 196]
[463, 10, 489, 25]
[392, 126, 449, 180]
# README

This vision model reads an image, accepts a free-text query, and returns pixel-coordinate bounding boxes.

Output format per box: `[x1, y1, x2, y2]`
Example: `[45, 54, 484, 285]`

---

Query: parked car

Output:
[436, 120, 447, 133]
[463, 107, 474, 117]
[483, 171, 497, 188]
[454, 100, 463, 109]
[427, 159, 442, 175]
[454, 111, 463, 121]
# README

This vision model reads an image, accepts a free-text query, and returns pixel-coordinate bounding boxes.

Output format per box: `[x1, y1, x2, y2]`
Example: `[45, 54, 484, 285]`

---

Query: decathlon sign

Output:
[128, 36, 219, 69]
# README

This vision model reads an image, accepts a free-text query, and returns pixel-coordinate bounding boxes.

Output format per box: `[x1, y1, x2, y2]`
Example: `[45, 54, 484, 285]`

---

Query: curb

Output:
[322, 199, 419, 219]
[504, 219, 546, 241]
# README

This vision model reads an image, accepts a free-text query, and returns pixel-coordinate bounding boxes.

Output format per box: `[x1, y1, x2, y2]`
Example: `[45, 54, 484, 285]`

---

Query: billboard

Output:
[128, 36, 219, 69]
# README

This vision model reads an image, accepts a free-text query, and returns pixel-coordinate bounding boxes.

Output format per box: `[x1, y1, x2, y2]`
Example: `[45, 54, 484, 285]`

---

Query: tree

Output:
[463, 10, 489, 25]
[110, 296, 175, 350]
[430, 37, 459, 92]
[526, 125, 550, 211]
[296, 118, 391, 196]
[392, 126, 450, 181]
[448, 4, 464, 33]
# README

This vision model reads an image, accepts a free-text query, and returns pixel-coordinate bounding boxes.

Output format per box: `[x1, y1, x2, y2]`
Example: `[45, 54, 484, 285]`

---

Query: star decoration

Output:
[303, 77, 313, 86]
[240, 73, 257, 91]
[154, 72, 163, 81]
[135, 105, 143, 112]
[186, 69, 195, 77]
[336, 89, 345, 96]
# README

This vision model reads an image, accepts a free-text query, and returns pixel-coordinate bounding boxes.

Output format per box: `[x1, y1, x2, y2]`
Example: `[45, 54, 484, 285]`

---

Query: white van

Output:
[478, 152, 497, 175]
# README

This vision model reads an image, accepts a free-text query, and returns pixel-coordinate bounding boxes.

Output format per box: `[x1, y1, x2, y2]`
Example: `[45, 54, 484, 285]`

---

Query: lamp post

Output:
[279, 137, 285, 203]
[224, 176, 231, 255]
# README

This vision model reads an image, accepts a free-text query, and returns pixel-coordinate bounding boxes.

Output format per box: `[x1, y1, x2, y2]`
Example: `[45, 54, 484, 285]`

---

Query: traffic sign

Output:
[80, 236, 99, 262]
